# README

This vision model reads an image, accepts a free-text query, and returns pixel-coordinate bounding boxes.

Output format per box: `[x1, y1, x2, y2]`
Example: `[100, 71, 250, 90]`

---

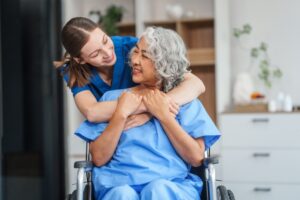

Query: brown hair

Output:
[55, 17, 99, 88]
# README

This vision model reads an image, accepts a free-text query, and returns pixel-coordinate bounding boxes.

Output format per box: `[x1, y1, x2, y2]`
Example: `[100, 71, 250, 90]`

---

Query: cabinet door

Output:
[221, 149, 300, 183]
[225, 183, 300, 200]
[220, 114, 300, 148]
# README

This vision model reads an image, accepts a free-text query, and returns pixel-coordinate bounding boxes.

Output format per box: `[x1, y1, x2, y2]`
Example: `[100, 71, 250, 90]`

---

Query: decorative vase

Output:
[233, 72, 254, 105]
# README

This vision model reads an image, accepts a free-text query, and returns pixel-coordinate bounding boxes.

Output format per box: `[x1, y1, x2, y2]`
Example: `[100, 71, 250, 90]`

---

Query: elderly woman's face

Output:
[131, 37, 157, 87]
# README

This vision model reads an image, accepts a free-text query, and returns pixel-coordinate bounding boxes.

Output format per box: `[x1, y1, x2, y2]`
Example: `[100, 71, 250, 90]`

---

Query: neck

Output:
[96, 66, 113, 85]
[131, 83, 161, 94]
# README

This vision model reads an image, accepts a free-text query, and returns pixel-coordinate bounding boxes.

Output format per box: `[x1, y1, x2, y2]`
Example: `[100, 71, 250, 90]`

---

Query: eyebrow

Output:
[88, 34, 106, 57]
[135, 44, 148, 54]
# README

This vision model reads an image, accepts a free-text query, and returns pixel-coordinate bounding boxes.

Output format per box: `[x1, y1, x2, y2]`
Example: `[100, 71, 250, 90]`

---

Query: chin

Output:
[132, 77, 142, 84]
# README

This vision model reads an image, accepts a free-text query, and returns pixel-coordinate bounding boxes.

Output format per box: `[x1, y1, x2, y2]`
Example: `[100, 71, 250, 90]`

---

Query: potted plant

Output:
[232, 24, 284, 107]
[100, 5, 124, 36]
[233, 24, 283, 89]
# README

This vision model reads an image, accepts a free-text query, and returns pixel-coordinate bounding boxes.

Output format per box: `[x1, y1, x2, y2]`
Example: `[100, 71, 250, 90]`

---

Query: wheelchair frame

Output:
[68, 144, 235, 200]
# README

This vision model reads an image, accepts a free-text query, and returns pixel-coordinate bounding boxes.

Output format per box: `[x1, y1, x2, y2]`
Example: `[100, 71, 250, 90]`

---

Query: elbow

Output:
[189, 154, 204, 167]
[199, 80, 206, 95]
[90, 145, 107, 167]
[86, 109, 98, 123]
[92, 157, 105, 167]
[91, 153, 107, 167]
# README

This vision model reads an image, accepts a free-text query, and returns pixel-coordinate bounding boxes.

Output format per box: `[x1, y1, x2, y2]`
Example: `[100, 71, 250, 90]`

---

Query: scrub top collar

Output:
[89, 38, 124, 94]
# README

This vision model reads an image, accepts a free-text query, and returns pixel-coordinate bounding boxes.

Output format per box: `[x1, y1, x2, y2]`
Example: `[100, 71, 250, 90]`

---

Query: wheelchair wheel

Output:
[217, 185, 230, 200]
[227, 189, 235, 200]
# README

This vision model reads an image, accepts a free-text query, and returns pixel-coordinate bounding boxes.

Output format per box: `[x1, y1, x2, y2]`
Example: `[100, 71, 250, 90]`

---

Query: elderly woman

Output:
[75, 27, 220, 200]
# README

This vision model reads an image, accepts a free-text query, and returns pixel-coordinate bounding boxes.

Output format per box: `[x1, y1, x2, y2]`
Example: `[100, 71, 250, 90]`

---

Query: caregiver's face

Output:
[131, 37, 157, 87]
[80, 28, 116, 67]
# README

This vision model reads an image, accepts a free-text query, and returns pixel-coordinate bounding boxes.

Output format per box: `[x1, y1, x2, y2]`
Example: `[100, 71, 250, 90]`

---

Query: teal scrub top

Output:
[75, 88, 221, 196]
[59, 36, 138, 100]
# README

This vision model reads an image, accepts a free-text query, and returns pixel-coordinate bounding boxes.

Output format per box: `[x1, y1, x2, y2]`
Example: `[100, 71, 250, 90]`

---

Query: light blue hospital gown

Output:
[75, 89, 221, 200]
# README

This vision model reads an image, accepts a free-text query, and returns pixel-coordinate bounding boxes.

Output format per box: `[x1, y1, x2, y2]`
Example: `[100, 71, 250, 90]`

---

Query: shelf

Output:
[144, 20, 176, 30]
[116, 22, 136, 36]
[187, 48, 215, 67]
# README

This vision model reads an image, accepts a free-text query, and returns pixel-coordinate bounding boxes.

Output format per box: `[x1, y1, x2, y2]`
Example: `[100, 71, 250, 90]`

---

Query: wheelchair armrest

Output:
[203, 155, 219, 167]
[74, 161, 93, 169]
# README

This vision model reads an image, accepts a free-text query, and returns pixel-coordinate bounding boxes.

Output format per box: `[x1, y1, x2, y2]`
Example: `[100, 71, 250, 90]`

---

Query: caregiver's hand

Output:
[124, 113, 152, 130]
[115, 92, 142, 118]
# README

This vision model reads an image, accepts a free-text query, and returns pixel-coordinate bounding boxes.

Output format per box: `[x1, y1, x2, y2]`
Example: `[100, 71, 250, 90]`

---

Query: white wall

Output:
[229, 0, 300, 105]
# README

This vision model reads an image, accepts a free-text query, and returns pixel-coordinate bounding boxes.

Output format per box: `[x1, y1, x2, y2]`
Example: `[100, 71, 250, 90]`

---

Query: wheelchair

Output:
[67, 142, 235, 200]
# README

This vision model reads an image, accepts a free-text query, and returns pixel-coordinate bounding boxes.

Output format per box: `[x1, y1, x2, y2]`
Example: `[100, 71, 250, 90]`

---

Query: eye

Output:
[142, 53, 150, 59]
[90, 50, 100, 58]
[133, 48, 139, 54]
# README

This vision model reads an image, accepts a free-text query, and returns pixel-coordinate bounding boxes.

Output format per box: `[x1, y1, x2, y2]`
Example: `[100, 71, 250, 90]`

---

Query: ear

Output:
[73, 57, 86, 64]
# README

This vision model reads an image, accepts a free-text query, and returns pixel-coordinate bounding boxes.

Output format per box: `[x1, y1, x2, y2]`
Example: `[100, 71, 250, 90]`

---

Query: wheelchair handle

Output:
[74, 161, 93, 169]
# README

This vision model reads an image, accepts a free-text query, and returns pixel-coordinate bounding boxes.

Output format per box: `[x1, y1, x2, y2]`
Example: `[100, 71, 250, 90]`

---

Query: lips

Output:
[103, 53, 115, 64]
[132, 68, 142, 75]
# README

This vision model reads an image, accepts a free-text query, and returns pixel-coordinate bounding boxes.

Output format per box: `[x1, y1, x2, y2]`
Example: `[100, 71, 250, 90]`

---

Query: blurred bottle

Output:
[283, 95, 293, 112]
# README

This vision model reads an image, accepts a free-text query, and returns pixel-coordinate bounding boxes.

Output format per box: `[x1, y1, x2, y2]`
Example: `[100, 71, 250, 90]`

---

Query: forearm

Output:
[84, 101, 117, 122]
[160, 116, 204, 166]
[166, 72, 205, 105]
[90, 112, 127, 166]
[85, 101, 146, 122]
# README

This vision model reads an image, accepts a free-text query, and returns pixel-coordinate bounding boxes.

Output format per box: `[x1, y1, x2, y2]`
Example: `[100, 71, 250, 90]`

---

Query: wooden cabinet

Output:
[219, 113, 300, 200]
[118, 18, 216, 121]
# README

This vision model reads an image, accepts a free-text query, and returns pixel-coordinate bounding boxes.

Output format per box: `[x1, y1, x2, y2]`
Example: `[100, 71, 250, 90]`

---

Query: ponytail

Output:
[55, 17, 99, 88]
[55, 53, 92, 88]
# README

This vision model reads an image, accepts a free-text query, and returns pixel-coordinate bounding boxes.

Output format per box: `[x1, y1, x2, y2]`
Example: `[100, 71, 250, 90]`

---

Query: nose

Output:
[131, 54, 141, 66]
[102, 47, 110, 58]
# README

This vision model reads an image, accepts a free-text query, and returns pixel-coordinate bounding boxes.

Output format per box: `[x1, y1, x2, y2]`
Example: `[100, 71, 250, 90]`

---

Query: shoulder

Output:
[112, 36, 138, 51]
[100, 88, 129, 101]
[179, 99, 204, 114]
[56, 63, 70, 82]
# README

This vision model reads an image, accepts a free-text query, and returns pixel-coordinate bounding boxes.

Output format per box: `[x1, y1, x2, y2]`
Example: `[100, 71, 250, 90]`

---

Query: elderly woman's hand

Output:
[143, 89, 174, 121]
[115, 92, 142, 118]
[124, 113, 152, 130]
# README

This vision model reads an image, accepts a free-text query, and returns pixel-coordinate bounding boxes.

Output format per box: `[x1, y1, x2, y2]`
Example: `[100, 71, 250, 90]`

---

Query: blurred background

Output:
[1, 0, 300, 199]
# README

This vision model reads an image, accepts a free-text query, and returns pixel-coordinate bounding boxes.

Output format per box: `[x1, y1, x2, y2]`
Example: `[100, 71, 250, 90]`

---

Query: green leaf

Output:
[233, 28, 241, 38]
[251, 48, 259, 58]
[273, 68, 283, 78]
[243, 24, 252, 34]
[260, 42, 268, 51]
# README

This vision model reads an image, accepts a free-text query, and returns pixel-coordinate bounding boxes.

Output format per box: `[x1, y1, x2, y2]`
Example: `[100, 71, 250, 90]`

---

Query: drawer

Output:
[219, 113, 300, 148]
[224, 183, 300, 200]
[221, 149, 300, 183]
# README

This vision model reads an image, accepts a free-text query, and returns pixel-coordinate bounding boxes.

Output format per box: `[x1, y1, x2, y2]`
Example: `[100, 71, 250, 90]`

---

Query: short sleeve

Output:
[75, 121, 108, 142]
[59, 64, 89, 96]
[74, 89, 126, 142]
[178, 99, 221, 150]
[121, 36, 138, 53]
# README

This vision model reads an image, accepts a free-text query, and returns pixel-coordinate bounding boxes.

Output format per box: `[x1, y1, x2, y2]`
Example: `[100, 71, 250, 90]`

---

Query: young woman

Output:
[55, 17, 205, 129]
[75, 27, 220, 200]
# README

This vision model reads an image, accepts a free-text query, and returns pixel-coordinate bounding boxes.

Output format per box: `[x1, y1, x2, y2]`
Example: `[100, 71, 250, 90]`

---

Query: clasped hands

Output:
[115, 89, 179, 130]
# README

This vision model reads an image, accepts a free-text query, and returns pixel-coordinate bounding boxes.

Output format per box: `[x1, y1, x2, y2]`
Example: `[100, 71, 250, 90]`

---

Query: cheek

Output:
[88, 57, 103, 66]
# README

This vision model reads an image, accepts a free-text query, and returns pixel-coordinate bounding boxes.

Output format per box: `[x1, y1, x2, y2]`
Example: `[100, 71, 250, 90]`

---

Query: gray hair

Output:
[133, 26, 190, 92]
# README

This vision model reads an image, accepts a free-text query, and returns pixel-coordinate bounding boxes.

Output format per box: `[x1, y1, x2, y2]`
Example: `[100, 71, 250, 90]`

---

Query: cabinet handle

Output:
[253, 187, 272, 192]
[252, 118, 269, 123]
[252, 152, 271, 157]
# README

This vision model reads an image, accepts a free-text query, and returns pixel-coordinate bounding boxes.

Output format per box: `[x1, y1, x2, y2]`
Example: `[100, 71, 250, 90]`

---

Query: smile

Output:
[103, 53, 115, 63]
